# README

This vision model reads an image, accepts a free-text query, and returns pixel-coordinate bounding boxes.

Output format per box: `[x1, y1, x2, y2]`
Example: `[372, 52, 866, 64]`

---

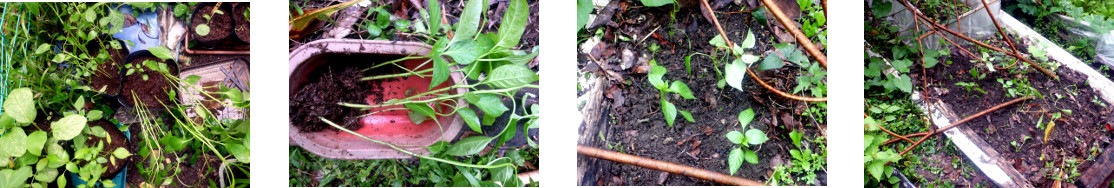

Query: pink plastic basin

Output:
[289, 39, 466, 159]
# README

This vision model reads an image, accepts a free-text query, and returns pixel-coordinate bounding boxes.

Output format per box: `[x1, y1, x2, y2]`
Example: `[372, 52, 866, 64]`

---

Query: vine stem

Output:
[338, 85, 535, 109]
[700, 0, 826, 102]
[319, 117, 513, 169]
[360, 68, 434, 81]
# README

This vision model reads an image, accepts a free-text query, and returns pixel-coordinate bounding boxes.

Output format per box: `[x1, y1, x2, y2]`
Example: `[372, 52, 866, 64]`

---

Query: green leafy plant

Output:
[646, 60, 696, 127]
[954, 82, 986, 95]
[785, 130, 825, 184]
[864, 116, 902, 182]
[725, 108, 768, 175]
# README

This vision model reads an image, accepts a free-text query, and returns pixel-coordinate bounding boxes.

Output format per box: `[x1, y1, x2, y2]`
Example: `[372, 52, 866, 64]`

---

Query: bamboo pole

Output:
[759, 0, 827, 69]
[577, 145, 765, 186]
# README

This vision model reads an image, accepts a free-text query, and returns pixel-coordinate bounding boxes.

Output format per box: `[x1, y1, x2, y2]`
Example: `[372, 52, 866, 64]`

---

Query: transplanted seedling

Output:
[647, 60, 696, 127]
[725, 108, 768, 175]
[195, 3, 226, 36]
[710, 30, 760, 92]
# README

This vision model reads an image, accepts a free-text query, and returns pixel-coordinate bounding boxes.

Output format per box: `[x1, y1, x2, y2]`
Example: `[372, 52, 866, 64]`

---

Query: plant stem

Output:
[319, 117, 513, 169]
[359, 68, 434, 81]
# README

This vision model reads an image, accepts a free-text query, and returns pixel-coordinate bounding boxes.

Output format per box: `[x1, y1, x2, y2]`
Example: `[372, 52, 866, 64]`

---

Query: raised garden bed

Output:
[578, 0, 828, 186]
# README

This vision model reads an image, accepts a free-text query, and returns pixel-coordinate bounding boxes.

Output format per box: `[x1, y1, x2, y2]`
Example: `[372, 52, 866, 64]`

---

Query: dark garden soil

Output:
[89, 45, 129, 96]
[83, 120, 130, 178]
[913, 34, 1114, 185]
[233, 2, 250, 44]
[289, 61, 399, 132]
[190, 3, 233, 47]
[578, 2, 826, 186]
[121, 55, 179, 108]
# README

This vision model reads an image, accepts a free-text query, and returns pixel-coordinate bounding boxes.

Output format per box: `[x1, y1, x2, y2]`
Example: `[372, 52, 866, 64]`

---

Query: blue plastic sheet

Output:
[111, 4, 161, 54]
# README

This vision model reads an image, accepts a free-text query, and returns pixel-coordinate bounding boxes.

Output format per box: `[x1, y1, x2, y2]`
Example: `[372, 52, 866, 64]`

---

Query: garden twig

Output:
[577, 145, 764, 186]
[867, 113, 915, 144]
[747, 68, 827, 102]
[760, 0, 827, 69]
[980, 0, 1023, 70]
[896, 96, 1033, 157]
[897, 0, 1058, 79]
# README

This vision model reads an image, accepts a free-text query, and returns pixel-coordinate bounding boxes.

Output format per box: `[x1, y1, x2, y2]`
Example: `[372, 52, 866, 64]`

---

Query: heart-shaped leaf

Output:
[51, 114, 87, 140]
[4, 88, 35, 124]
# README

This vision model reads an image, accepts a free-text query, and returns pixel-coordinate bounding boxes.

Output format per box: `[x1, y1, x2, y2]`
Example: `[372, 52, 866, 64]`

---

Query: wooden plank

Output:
[913, 93, 1035, 188]
[1080, 142, 1114, 188]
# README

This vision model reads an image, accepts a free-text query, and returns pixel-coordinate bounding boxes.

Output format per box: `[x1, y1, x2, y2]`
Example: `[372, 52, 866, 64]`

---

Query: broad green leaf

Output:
[494, 0, 529, 50]
[725, 58, 748, 92]
[85, 8, 97, 22]
[0, 128, 27, 157]
[45, 143, 67, 168]
[726, 131, 744, 144]
[428, 0, 441, 34]
[33, 168, 57, 183]
[4, 88, 35, 123]
[577, 0, 592, 29]
[890, 59, 912, 73]
[430, 56, 450, 90]
[759, 55, 784, 71]
[868, 161, 885, 180]
[0, 166, 32, 188]
[640, 0, 675, 7]
[226, 142, 249, 163]
[73, 95, 85, 110]
[196, 24, 211, 36]
[463, 93, 509, 118]
[668, 81, 695, 99]
[444, 136, 495, 156]
[728, 148, 743, 175]
[648, 63, 667, 90]
[923, 49, 939, 68]
[789, 130, 803, 148]
[112, 147, 131, 159]
[489, 158, 517, 183]
[744, 149, 758, 164]
[184, 75, 202, 85]
[486, 64, 538, 89]
[738, 108, 755, 129]
[51, 114, 87, 140]
[147, 46, 174, 60]
[458, 108, 482, 133]
[452, 0, 484, 43]
[662, 99, 677, 127]
[444, 40, 487, 65]
[709, 35, 727, 48]
[427, 141, 449, 154]
[365, 22, 382, 37]
[740, 30, 756, 49]
[174, 4, 188, 17]
[25, 131, 47, 156]
[894, 74, 913, 93]
[86, 110, 103, 121]
[405, 103, 437, 123]
[744, 129, 768, 145]
[159, 135, 191, 152]
[35, 44, 50, 54]
[678, 110, 694, 122]
[0, 114, 11, 129]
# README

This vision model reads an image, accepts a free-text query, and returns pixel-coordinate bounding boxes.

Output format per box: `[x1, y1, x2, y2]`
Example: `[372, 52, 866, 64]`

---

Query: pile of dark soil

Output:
[190, 3, 233, 47]
[915, 35, 1113, 185]
[120, 55, 179, 108]
[290, 63, 396, 132]
[578, 2, 826, 186]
